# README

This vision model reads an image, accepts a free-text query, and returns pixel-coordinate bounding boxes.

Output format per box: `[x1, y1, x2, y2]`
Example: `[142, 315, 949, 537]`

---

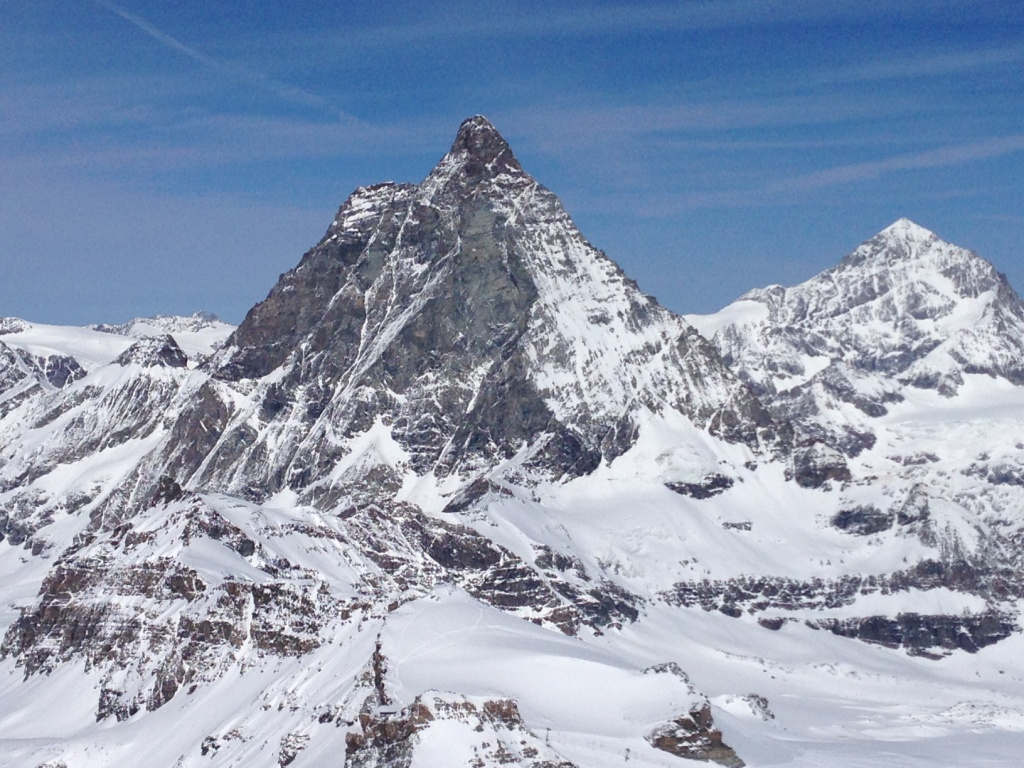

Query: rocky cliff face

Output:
[1, 121, 1023, 768]
[95, 117, 778, 522]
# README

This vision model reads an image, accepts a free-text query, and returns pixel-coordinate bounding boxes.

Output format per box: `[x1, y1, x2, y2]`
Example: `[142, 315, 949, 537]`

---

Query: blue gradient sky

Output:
[2, 0, 1022, 324]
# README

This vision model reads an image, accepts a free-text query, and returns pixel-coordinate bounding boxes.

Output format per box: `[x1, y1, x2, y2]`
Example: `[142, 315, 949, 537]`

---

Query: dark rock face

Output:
[0, 340, 85, 399]
[0, 317, 31, 335]
[897, 484, 931, 526]
[151, 475, 185, 506]
[789, 442, 850, 488]
[132, 115, 778, 509]
[0, 341, 26, 392]
[0, 346, 42, 420]
[345, 695, 576, 768]
[668, 559, 1021, 617]
[970, 461, 1024, 486]
[832, 505, 894, 535]
[647, 703, 745, 767]
[808, 612, 1016, 655]
[666, 473, 734, 499]
[0, 499, 349, 720]
[446, 114, 524, 178]
[113, 334, 189, 368]
[34, 351, 87, 388]
[158, 380, 232, 493]
[768, 366, 884, 458]
[336, 504, 638, 635]
[668, 553, 1024, 656]
[278, 732, 310, 767]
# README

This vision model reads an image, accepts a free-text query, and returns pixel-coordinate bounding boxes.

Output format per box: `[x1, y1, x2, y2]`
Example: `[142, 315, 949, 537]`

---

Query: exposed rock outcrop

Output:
[648, 704, 745, 767]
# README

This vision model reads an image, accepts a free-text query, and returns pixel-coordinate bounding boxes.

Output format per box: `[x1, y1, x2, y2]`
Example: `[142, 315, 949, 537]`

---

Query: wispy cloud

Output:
[92, 0, 357, 121]
[820, 44, 1024, 84]
[323, 0, 963, 47]
[971, 212, 1024, 225]
[503, 94, 939, 155]
[593, 136, 1024, 216]
[769, 135, 1024, 192]
[0, 76, 197, 135]
[1, 106, 455, 184]
[654, 136, 908, 152]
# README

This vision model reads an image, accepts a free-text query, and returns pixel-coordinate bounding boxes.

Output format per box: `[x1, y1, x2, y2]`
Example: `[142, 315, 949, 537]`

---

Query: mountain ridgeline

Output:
[139, 116, 779, 513]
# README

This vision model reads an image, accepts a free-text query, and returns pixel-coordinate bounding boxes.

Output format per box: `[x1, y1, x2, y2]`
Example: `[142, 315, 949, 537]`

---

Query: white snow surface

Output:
[0, 321, 134, 370]
[91, 310, 235, 358]
[1, 311, 235, 372]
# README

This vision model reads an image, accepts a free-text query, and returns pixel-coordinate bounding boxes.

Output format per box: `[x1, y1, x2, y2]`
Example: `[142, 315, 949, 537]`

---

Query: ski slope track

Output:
[1, 117, 1023, 767]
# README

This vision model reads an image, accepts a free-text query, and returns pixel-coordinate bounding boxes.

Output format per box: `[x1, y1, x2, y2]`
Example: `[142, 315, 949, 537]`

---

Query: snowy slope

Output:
[92, 310, 235, 358]
[686, 219, 1024, 457]
[0, 320, 134, 371]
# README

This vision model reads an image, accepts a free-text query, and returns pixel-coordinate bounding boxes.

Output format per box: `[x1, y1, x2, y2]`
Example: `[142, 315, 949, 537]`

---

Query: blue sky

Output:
[2, 0, 1022, 324]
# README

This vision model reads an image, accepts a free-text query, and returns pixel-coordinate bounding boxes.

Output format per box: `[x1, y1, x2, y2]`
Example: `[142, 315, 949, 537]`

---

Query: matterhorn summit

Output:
[160, 114, 777, 512]
[2, 120, 1024, 768]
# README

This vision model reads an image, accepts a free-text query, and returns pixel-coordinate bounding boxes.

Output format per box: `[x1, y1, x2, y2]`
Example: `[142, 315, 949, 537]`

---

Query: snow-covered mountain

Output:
[192, 116, 775, 499]
[1, 119, 1023, 768]
[0, 310, 232, 378]
[0, 312, 235, 551]
[91, 310, 235, 359]
[687, 218, 1024, 456]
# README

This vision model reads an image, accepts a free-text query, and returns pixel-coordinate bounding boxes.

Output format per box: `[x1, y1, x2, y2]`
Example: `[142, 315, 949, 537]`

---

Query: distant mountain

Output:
[0, 311, 234, 420]
[92, 309, 224, 336]
[688, 218, 1024, 457]
[92, 309, 235, 358]
[1, 120, 1023, 768]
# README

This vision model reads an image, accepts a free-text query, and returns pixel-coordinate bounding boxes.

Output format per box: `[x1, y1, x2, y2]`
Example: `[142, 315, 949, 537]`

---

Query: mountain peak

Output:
[839, 218, 948, 270]
[699, 214, 1024, 413]
[438, 115, 523, 179]
[453, 115, 507, 151]
[877, 217, 937, 243]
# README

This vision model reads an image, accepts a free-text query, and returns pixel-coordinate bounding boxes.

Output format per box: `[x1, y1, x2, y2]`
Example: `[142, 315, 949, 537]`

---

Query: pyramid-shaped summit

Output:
[716, 218, 1024, 368]
[838, 217, 952, 271]
[442, 115, 523, 175]
[828, 217, 1018, 311]
[128, 116, 779, 510]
